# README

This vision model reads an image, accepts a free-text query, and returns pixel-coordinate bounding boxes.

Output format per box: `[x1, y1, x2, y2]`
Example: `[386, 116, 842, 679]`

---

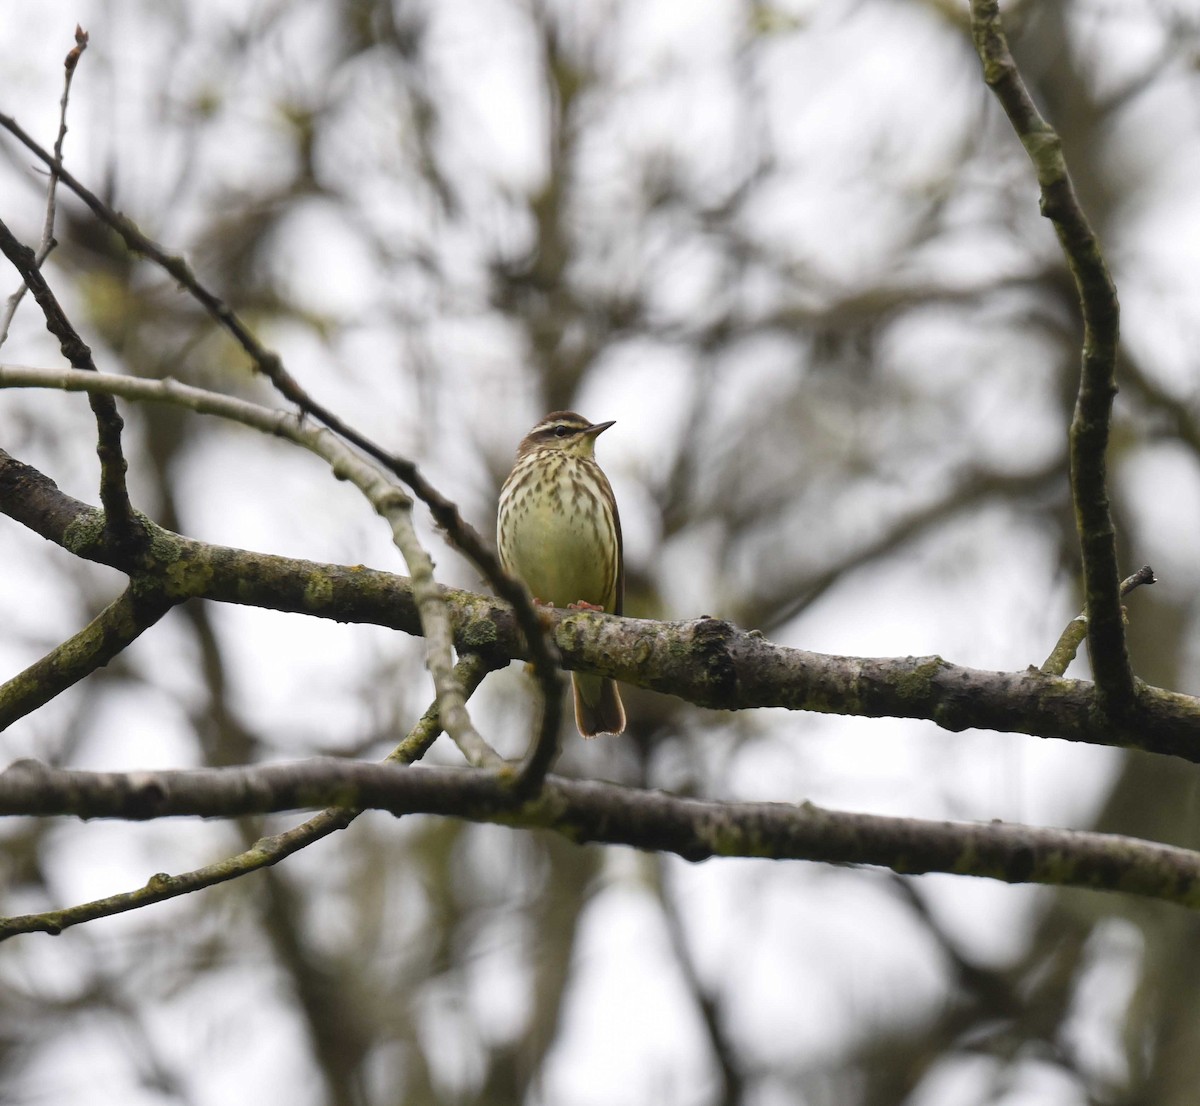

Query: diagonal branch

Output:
[0, 220, 138, 553]
[0, 585, 176, 730]
[1040, 565, 1156, 677]
[5, 758, 1200, 914]
[385, 502, 501, 768]
[970, 0, 1130, 716]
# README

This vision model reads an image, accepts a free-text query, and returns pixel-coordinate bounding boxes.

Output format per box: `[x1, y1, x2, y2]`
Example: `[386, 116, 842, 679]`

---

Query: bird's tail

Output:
[572, 673, 626, 737]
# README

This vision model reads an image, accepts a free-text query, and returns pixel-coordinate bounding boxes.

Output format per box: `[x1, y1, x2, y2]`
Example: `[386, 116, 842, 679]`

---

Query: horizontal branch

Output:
[3, 758, 1199, 915]
[1, 445, 1197, 758]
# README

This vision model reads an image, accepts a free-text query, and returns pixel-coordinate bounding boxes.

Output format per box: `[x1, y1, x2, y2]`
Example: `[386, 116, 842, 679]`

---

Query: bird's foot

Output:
[529, 597, 558, 630]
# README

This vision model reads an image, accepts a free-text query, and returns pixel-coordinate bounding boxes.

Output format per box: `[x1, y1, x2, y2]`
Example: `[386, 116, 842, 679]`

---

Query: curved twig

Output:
[970, 0, 1130, 714]
[0, 27, 87, 347]
[1040, 565, 1156, 677]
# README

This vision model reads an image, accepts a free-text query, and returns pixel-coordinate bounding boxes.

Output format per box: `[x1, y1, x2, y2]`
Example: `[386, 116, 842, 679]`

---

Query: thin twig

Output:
[0, 654, 495, 940]
[370, 484, 501, 767]
[0, 219, 137, 553]
[0, 26, 87, 348]
[1041, 565, 1156, 677]
[970, 0, 1130, 715]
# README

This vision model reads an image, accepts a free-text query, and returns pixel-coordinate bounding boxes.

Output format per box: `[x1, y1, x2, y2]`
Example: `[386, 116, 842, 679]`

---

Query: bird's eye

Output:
[554, 426, 569, 438]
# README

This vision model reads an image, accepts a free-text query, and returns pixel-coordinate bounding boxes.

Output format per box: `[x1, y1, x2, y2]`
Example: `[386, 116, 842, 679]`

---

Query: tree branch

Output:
[0, 363, 504, 761]
[1, 443, 1197, 762]
[0, 585, 175, 730]
[0, 221, 138, 554]
[3, 758, 1200, 913]
[1040, 565, 1156, 677]
[970, 0, 1129, 714]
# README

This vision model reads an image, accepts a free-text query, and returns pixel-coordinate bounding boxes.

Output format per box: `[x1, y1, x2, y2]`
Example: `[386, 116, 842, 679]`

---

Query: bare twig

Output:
[0, 220, 137, 554]
[376, 490, 501, 768]
[970, 0, 1130, 715]
[1041, 565, 1156, 677]
[0, 26, 87, 347]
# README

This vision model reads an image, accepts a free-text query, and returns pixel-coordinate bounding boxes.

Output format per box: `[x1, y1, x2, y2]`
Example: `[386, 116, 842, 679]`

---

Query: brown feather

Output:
[498, 412, 626, 736]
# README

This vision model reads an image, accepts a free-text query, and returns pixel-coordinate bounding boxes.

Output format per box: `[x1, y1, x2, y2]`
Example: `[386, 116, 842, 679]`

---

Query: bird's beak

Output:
[586, 420, 616, 438]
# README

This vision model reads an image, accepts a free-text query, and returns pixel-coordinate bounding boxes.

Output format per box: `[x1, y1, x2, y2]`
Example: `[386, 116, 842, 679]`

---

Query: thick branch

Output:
[0, 445, 1195, 761]
[3, 758, 1200, 913]
[970, 0, 1129, 714]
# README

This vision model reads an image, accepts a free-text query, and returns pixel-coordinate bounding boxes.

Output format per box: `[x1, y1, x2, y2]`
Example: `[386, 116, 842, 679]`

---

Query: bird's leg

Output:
[530, 596, 558, 631]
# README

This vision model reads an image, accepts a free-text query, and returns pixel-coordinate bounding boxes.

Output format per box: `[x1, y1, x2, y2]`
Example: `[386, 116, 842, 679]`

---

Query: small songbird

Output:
[497, 411, 626, 737]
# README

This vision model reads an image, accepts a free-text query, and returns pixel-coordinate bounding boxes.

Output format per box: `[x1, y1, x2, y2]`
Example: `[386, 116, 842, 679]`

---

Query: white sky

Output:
[2, 1, 1198, 1104]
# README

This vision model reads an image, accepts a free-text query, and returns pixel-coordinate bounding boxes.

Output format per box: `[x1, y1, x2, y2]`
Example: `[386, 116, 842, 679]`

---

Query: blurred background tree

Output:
[2, 1, 1200, 1104]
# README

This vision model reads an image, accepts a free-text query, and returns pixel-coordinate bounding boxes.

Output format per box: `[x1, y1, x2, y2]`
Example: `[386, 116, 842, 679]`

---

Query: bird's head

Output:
[516, 411, 615, 460]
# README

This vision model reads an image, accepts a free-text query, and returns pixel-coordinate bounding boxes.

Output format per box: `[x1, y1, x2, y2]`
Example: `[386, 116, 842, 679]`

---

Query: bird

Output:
[497, 411, 626, 737]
